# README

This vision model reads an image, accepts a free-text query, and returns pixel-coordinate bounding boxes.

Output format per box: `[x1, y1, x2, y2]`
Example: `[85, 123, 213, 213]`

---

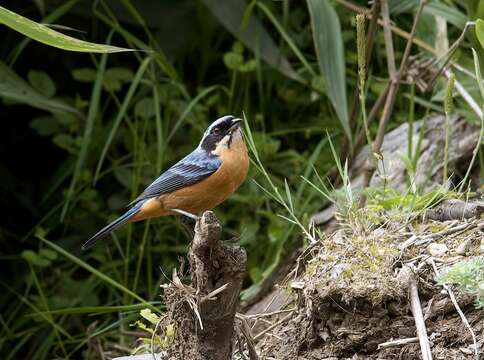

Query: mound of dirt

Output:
[245, 216, 484, 359]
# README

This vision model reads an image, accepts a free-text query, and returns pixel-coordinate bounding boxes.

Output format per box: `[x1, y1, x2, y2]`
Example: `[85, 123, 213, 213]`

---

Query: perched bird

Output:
[82, 115, 249, 250]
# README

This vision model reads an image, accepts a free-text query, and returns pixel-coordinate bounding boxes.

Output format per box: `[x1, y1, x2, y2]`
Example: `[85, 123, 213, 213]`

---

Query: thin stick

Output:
[238, 316, 260, 360]
[430, 259, 479, 360]
[409, 279, 433, 360]
[242, 308, 296, 319]
[253, 313, 293, 340]
[378, 337, 419, 349]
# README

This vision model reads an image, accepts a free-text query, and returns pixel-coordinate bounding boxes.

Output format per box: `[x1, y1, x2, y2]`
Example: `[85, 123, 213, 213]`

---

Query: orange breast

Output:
[162, 137, 249, 213]
[132, 137, 249, 221]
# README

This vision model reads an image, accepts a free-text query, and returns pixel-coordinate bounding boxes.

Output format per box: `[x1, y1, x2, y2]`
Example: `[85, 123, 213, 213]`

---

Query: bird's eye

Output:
[213, 127, 220, 135]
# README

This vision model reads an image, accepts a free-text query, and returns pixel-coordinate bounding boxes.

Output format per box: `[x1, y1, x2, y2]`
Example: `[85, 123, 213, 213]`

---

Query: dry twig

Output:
[409, 278, 433, 360]
[378, 337, 419, 350]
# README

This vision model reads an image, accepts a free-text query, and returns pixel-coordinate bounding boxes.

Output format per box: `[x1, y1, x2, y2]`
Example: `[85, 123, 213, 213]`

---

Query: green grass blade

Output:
[27, 303, 162, 317]
[7, 0, 80, 65]
[94, 57, 151, 182]
[423, 2, 467, 30]
[36, 235, 160, 313]
[307, 0, 350, 140]
[477, 20, 484, 53]
[0, 5, 134, 53]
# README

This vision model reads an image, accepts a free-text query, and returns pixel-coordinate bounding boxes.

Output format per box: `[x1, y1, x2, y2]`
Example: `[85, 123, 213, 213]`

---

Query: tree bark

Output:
[165, 211, 247, 360]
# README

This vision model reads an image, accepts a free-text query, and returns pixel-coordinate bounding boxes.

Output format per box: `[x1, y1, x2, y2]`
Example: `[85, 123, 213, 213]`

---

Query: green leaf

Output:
[21, 250, 51, 267]
[134, 97, 155, 119]
[201, 0, 302, 82]
[0, 5, 134, 53]
[52, 134, 77, 154]
[27, 70, 56, 97]
[0, 61, 77, 114]
[476, 19, 484, 49]
[390, 0, 467, 29]
[424, 2, 467, 30]
[30, 116, 60, 136]
[39, 248, 58, 260]
[140, 308, 161, 325]
[103, 67, 134, 91]
[307, 0, 350, 140]
[72, 68, 97, 82]
[223, 52, 244, 70]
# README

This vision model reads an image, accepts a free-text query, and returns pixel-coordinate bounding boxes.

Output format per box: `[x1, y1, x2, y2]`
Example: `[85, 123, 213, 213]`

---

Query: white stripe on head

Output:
[204, 115, 235, 135]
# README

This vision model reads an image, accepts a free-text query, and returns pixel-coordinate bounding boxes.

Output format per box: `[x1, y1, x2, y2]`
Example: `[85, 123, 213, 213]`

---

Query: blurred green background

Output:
[0, 0, 481, 358]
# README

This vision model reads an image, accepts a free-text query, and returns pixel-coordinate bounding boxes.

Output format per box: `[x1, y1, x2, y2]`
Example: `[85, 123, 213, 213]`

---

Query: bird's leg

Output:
[170, 208, 200, 221]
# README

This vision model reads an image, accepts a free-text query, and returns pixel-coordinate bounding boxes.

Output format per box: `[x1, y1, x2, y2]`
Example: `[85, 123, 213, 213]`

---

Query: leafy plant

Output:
[439, 257, 484, 308]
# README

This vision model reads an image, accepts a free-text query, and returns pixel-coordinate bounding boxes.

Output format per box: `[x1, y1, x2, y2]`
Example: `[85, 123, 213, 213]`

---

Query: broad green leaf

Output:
[0, 61, 77, 113]
[135, 97, 156, 119]
[30, 116, 60, 136]
[103, 67, 134, 91]
[140, 308, 161, 325]
[307, 0, 350, 139]
[424, 2, 467, 30]
[0, 5, 133, 53]
[201, 0, 302, 82]
[390, 0, 467, 29]
[476, 19, 484, 49]
[72, 68, 97, 82]
[28, 70, 56, 97]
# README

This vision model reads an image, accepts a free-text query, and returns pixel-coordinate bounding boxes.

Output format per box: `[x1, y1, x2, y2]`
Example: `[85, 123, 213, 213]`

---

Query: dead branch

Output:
[422, 199, 484, 222]
[409, 278, 433, 360]
[164, 211, 247, 360]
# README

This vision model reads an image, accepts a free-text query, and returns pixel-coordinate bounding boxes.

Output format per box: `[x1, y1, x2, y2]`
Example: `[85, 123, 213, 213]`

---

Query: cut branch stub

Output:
[165, 211, 247, 360]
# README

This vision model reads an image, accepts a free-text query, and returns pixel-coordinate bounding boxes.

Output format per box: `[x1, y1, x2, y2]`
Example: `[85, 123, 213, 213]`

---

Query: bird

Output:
[82, 115, 249, 250]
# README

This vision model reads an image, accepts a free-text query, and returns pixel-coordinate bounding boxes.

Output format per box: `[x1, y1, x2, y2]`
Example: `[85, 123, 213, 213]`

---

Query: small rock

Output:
[480, 238, 484, 254]
[291, 281, 305, 290]
[427, 243, 448, 257]
[456, 238, 472, 255]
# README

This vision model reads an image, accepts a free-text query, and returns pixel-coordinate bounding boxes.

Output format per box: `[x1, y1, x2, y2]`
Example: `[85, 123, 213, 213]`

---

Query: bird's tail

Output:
[82, 202, 143, 250]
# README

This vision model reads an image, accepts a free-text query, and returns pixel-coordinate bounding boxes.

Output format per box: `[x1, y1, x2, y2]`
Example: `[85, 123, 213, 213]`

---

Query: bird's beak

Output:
[229, 118, 243, 131]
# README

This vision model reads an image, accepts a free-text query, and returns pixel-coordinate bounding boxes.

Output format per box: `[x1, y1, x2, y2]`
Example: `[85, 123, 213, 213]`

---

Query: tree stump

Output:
[164, 211, 247, 360]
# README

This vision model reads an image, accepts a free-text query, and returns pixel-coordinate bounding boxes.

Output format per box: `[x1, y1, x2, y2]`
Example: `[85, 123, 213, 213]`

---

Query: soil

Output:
[244, 216, 484, 360]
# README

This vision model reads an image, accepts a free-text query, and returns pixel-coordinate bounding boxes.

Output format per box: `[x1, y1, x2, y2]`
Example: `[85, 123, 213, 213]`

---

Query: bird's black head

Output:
[200, 115, 243, 152]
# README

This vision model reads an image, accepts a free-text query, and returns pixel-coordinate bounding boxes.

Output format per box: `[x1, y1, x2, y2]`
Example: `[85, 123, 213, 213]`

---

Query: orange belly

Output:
[131, 138, 249, 221]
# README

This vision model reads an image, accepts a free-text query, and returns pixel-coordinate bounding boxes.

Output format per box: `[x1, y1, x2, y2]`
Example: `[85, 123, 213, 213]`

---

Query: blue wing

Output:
[130, 148, 221, 204]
